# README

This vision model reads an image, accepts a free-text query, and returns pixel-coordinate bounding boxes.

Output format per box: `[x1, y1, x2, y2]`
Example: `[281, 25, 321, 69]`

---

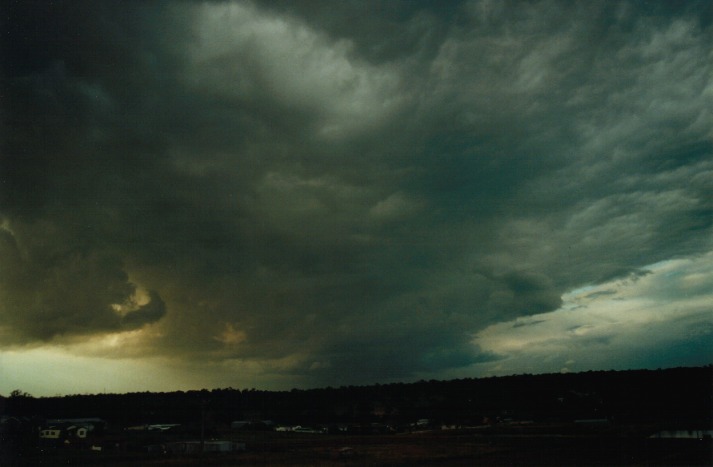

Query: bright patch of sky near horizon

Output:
[2, 254, 710, 397]
[1, 0, 711, 396]
[471, 254, 713, 378]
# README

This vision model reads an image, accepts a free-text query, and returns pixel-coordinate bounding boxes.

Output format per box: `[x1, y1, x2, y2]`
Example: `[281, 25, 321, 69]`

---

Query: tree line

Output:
[3, 365, 711, 429]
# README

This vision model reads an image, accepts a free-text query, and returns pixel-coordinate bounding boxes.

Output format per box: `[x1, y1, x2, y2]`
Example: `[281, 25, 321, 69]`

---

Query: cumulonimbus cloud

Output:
[1, 0, 711, 388]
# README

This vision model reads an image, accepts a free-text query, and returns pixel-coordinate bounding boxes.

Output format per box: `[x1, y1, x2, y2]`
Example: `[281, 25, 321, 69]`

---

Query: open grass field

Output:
[20, 427, 713, 466]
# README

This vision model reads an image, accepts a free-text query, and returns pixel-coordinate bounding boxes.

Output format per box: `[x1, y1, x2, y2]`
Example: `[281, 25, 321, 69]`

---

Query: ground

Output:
[15, 425, 713, 466]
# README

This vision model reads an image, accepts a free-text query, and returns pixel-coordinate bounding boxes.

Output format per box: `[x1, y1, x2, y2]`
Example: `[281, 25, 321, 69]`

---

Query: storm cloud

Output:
[1, 0, 711, 390]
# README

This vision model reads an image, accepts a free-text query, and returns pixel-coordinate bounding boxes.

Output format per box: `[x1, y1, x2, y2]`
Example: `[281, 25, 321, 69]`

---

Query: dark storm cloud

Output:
[120, 291, 166, 330]
[0, 222, 164, 342]
[1, 0, 711, 384]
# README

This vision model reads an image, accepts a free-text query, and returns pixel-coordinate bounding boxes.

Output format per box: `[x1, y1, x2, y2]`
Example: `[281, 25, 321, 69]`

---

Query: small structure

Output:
[39, 418, 107, 450]
[165, 440, 246, 454]
[230, 420, 274, 430]
[147, 423, 180, 431]
[45, 418, 106, 431]
[650, 430, 713, 439]
[67, 425, 89, 438]
[574, 418, 610, 429]
[203, 440, 234, 452]
[39, 428, 62, 439]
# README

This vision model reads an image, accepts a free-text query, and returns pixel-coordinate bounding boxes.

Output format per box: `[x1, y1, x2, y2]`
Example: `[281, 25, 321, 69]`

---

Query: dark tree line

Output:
[2, 366, 711, 429]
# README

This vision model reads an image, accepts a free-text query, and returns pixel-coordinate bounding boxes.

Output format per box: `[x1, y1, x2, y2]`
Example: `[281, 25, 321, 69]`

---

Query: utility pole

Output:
[200, 399, 206, 454]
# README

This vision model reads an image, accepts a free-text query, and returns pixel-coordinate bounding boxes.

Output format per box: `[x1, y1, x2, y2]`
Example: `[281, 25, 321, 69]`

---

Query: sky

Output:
[1, 0, 711, 397]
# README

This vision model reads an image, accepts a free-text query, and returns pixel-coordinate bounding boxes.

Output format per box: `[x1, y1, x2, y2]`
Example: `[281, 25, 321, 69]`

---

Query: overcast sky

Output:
[1, 0, 711, 396]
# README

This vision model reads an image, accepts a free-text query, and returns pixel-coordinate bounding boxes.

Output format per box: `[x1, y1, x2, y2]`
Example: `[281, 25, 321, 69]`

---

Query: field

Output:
[22, 426, 713, 466]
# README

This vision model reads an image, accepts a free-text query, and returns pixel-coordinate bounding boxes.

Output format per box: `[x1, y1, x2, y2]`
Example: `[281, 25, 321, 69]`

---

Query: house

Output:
[574, 418, 609, 426]
[147, 424, 180, 431]
[45, 418, 106, 433]
[39, 428, 62, 439]
[39, 418, 107, 449]
[203, 440, 236, 452]
[650, 430, 713, 439]
[165, 440, 246, 454]
[231, 419, 275, 430]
